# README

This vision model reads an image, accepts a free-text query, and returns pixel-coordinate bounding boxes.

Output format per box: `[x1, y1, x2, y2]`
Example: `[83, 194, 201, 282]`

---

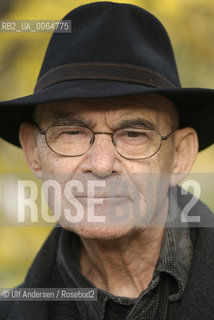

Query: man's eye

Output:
[61, 130, 81, 135]
[126, 131, 146, 138]
[123, 130, 148, 139]
[55, 129, 87, 140]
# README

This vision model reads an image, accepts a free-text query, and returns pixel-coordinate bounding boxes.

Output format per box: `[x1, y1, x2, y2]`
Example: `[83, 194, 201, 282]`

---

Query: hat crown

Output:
[1, 2, 213, 151]
[38, 1, 181, 87]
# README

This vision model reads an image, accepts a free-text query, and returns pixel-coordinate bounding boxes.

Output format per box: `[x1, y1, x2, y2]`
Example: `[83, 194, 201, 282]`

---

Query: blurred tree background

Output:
[0, 0, 214, 288]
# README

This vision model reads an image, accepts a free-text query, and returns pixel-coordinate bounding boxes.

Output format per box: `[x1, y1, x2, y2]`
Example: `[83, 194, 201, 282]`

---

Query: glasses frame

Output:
[35, 123, 177, 160]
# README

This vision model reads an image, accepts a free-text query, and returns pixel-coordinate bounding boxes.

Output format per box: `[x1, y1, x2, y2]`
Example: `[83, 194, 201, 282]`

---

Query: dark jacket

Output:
[1, 190, 214, 320]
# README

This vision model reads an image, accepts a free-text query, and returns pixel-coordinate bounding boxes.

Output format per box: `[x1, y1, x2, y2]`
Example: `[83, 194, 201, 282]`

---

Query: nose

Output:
[81, 134, 122, 177]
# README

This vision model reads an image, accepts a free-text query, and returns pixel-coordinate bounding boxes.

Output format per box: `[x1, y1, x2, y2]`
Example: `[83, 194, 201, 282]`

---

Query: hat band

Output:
[34, 62, 177, 93]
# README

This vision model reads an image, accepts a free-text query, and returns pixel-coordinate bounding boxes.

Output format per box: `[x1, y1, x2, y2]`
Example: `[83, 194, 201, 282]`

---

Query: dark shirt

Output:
[49, 219, 192, 320]
[2, 188, 214, 320]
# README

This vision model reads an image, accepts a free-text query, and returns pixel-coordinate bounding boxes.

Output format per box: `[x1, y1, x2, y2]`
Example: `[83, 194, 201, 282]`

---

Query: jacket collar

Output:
[6, 189, 214, 320]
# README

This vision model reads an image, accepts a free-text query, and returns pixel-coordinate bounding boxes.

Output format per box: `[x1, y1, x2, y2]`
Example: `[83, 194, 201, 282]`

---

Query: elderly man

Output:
[0, 2, 214, 320]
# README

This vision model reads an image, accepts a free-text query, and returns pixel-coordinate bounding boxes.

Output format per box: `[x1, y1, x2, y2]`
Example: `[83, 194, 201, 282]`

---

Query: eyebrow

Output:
[113, 118, 157, 131]
[50, 112, 95, 128]
[50, 112, 157, 131]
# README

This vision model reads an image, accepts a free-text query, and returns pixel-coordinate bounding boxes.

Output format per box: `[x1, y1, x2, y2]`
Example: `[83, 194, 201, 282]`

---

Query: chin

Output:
[62, 224, 135, 241]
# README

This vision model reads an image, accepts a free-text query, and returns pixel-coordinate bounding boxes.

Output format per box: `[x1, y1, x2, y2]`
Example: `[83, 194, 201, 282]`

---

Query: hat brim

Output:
[0, 79, 213, 150]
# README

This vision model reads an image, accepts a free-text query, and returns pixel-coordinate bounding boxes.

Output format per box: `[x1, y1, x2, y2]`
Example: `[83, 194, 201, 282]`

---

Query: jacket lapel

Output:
[7, 227, 61, 320]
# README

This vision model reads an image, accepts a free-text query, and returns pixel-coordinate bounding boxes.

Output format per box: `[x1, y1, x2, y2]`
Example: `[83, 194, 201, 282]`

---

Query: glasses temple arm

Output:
[161, 128, 178, 141]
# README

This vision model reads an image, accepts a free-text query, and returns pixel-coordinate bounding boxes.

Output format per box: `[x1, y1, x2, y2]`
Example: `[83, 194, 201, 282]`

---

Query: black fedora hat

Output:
[0, 1, 213, 150]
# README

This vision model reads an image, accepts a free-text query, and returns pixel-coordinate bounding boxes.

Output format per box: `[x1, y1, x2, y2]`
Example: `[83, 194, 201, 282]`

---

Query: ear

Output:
[19, 122, 42, 178]
[170, 127, 199, 186]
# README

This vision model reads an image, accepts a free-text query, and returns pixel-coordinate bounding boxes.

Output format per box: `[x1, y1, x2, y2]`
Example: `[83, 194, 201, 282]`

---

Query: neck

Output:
[80, 226, 165, 298]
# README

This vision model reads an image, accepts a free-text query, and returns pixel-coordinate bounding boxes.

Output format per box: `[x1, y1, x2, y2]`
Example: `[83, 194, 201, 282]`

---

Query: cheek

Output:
[52, 158, 82, 174]
[123, 155, 172, 199]
[123, 158, 159, 174]
[38, 146, 83, 174]
[158, 143, 175, 172]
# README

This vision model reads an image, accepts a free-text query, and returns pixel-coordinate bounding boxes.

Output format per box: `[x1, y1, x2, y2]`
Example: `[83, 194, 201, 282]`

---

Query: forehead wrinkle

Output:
[50, 111, 95, 127]
[105, 105, 159, 131]
[132, 94, 178, 131]
[35, 94, 177, 131]
[108, 117, 158, 131]
[34, 102, 95, 127]
[35, 95, 159, 120]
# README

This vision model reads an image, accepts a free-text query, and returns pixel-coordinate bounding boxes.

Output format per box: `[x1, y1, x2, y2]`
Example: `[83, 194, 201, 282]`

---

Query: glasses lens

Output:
[114, 128, 161, 159]
[46, 126, 92, 156]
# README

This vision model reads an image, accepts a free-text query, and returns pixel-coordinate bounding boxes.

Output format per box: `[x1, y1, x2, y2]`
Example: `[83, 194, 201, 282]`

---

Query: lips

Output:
[64, 185, 134, 200]
[58, 172, 157, 200]
[76, 196, 128, 198]
[75, 196, 130, 204]
[74, 196, 130, 207]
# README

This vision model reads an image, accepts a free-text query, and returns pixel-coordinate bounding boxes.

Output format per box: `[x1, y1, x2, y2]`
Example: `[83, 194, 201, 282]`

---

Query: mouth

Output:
[74, 196, 130, 205]
[75, 195, 128, 199]
[76, 196, 129, 199]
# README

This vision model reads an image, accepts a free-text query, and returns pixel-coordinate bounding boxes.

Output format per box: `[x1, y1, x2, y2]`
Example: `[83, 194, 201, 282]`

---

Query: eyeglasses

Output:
[36, 124, 176, 160]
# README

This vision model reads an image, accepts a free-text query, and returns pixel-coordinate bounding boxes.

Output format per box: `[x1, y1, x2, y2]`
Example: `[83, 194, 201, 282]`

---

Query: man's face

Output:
[21, 94, 190, 240]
